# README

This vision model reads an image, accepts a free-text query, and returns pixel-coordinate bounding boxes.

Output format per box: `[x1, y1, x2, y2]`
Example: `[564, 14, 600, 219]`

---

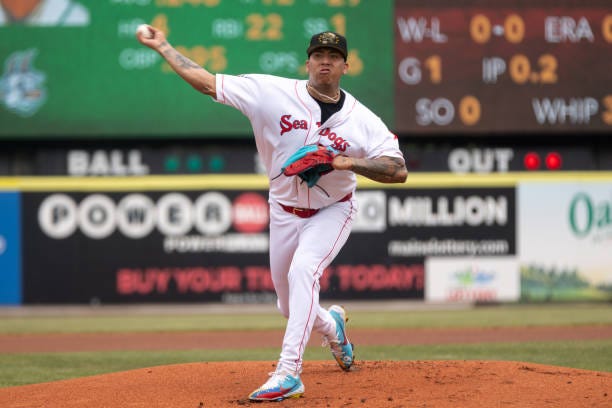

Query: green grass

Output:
[0, 314, 284, 334]
[347, 303, 612, 329]
[0, 349, 276, 387]
[1, 340, 610, 388]
[1, 303, 610, 334]
[0, 303, 610, 388]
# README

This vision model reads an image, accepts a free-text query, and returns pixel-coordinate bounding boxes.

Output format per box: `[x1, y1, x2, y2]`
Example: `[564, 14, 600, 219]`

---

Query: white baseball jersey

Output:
[215, 74, 403, 208]
[215, 73, 404, 375]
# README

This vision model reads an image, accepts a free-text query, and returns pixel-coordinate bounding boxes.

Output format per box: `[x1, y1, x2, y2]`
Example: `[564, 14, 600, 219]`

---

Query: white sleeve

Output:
[366, 116, 405, 162]
[214, 74, 263, 120]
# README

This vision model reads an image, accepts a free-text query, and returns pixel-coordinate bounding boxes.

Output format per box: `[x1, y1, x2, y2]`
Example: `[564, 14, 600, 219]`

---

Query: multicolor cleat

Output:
[248, 370, 305, 401]
[326, 305, 354, 371]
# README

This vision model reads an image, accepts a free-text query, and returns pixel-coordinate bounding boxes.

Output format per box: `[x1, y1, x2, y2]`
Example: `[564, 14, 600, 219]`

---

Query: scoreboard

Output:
[0, 0, 609, 138]
[0, 0, 392, 138]
[395, 0, 612, 134]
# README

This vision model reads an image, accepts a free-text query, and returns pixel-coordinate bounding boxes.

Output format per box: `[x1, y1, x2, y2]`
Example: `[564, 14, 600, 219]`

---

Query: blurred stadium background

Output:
[0, 0, 611, 308]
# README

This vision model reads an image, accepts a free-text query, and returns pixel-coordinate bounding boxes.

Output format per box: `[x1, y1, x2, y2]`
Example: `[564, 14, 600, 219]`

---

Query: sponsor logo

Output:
[568, 192, 612, 241]
[232, 193, 269, 233]
[453, 268, 495, 286]
[388, 195, 508, 227]
[352, 191, 387, 232]
[388, 238, 510, 257]
[426, 257, 519, 302]
[37, 192, 269, 241]
[447, 268, 501, 301]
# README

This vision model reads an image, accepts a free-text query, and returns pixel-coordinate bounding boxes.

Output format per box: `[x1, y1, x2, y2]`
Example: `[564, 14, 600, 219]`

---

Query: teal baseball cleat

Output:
[248, 370, 305, 401]
[326, 305, 355, 371]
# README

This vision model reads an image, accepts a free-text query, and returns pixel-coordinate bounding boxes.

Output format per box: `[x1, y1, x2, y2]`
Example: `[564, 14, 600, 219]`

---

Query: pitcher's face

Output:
[306, 49, 348, 87]
[2, 0, 42, 20]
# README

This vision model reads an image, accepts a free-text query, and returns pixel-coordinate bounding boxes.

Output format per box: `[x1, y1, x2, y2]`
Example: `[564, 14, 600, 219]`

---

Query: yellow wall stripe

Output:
[0, 172, 611, 192]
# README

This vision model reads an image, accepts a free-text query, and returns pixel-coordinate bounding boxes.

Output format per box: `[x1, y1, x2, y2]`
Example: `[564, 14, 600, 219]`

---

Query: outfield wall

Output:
[0, 173, 611, 305]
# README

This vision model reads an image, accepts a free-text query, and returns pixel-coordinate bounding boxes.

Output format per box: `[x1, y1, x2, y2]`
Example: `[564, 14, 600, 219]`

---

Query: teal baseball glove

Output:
[282, 144, 338, 187]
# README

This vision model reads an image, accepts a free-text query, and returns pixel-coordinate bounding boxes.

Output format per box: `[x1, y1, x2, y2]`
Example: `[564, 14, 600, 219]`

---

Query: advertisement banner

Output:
[21, 186, 514, 304]
[518, 181, 612, 301]
[327, 187, 515, 301]
[23, 189, 425, 303]
[425, 256, 520, 303]
[23, 190, 270, 303]
[383, 187, 516, 258]
[0, 192, 21, 305]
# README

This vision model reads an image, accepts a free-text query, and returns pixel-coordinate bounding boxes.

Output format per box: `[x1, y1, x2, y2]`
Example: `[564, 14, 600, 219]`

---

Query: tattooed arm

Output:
[333, 155, 408, 183]
[136, 25, 216, 97]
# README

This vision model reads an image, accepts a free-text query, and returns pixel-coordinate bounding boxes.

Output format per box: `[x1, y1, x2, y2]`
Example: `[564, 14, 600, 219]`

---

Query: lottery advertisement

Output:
[518, 181, 612, 301]
[20, 185, 516, 304]
[22, 190, 270, 303]
[335, 187, 516, 302]
[20, 188, 426, 303]
[377, 187, 516, 259]
[425, 256, 520, 303]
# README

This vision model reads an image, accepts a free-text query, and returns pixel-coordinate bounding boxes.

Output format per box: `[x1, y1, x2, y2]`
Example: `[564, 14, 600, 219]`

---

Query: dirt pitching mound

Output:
[0, 360, 610, 407]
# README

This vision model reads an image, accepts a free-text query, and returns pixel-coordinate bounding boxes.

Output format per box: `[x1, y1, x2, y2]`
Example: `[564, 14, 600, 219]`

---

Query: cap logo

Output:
[307, 31, 347, 59]
[318, 32, 339, 45]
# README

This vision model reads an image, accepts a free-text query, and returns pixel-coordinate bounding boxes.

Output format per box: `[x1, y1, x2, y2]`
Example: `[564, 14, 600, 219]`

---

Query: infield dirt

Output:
[0, 325, 611, 407]
[0, 360, 610, 407]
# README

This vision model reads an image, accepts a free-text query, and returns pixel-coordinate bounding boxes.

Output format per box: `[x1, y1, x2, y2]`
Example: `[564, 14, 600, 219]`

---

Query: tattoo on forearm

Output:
[159, 43, 215, 95]
[174, 53, 201, 69]
[161, 47, 201, 70]
[352, 157, 406, 183]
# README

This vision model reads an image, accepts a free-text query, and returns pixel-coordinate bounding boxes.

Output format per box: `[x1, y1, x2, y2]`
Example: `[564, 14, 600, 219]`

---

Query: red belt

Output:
[279, 192, 352, 218]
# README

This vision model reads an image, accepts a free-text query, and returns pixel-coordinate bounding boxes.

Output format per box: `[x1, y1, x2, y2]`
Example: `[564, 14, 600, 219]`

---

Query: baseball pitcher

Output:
[137, 26, 407, 402]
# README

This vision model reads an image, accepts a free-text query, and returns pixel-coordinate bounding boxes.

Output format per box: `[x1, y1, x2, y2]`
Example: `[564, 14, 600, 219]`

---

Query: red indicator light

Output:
[523, 152, 540, 170]
[545, 152, 562, 170]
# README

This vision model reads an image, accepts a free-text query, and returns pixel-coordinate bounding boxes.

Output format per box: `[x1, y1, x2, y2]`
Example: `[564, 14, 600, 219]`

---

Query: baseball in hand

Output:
[136, 24, 153, 39]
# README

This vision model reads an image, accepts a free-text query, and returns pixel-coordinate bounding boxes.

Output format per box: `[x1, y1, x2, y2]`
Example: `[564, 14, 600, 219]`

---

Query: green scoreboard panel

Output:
[0, 0, 393, 138]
